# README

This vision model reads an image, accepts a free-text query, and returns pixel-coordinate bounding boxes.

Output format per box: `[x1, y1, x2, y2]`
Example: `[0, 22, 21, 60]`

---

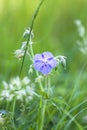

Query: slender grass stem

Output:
[19, 0, 45, 92]
[20, 0, 45, 75]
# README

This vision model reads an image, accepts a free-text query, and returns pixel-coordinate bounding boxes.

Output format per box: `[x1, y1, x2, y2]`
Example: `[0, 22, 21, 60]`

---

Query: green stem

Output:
[38, 76, 51, 130]
[30, 43, 34, 59]
[47, 76, 51, 98]
[11, 99, 16, 130]
[28, 41, 44, 91]
[29, 43, 44, 91]
[20, 0, 45, 92]
[45, 75, 51, 98]
[39, 100, 47, 130]
[30, 44, 44, 92]
[20, 0, 45, 75]
[36, 71, 44, 92]
[12, 99, 16, 116]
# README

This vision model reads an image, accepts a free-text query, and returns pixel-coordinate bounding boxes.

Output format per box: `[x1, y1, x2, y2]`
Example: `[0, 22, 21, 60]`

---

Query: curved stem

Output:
[20, 0, 45, 92]
[20, 0, 45, 75]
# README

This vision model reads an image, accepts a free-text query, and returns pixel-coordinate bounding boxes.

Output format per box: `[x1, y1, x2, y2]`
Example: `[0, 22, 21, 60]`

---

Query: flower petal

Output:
[34, 62, 44, 72]
[48, 58, 57, 68]
[42, 52, 54, 59]
[34, 52, 56, 75]
[40, 64, 52, 75]
[34, 54, 43, 61]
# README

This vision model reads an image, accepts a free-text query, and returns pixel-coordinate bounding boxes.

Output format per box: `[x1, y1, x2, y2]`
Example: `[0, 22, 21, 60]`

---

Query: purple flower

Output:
[34, 52, 57, 75]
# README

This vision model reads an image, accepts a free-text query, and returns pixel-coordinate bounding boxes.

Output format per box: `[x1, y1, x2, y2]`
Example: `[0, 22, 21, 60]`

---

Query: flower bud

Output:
[23, 28, 34, 38]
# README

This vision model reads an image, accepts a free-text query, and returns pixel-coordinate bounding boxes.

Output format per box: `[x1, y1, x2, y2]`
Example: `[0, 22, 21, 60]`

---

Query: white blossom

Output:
[0, 77, 35, 102]
[74, 20, 82, 27]
[2, 81, 8, 89]
[75, 19, 85, 37]
[35, 75, 43, 83]
[14, 49, 25, 59]
[0, 90, 14, 101]
[75, 19, 87, 55]
[15, 89, 26, 100]
[28, 64, 33, 74]
[21, 41, 27, 50]
[22, 77, 30, 85]
[55, 55, 67, 69]
[23, 28, 34, 38]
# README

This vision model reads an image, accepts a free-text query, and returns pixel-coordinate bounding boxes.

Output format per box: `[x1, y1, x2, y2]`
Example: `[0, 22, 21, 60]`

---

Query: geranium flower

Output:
[34, 52, 57, 75]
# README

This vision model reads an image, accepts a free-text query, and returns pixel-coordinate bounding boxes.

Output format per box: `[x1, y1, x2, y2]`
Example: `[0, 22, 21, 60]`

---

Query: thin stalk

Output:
[20, 0, 45, 75]
[36, 71, 44, 92]
[20, 0, 45, 92]
[45, 75, 51, 98]
[12, 99, 16, 116]
[38, 76, 51, 130]
[29, 43, 44, 91]
[39, 76, 51, 130]
[11, 99, 16, 130]
[64, 107, 87, 130]
[47, 76, 51, 98]
[39, 100, 47, 130]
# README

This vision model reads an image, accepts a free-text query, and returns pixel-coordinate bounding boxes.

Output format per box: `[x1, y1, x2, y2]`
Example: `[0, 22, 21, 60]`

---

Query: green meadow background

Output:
[0, 0, 87, 78]
[0, 0, 87, 80]
[0, 0, 87, 129]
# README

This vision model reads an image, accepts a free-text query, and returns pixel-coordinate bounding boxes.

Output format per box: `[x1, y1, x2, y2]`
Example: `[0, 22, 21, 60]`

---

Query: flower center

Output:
[44, 59, 48, 63]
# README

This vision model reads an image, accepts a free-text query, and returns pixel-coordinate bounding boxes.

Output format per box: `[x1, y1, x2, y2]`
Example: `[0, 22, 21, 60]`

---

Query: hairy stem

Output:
[47, 76, 51, 98]
[45, 75, 51, 98]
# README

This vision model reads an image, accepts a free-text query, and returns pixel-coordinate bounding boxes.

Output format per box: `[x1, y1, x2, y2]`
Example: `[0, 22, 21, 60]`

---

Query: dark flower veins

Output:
[34, 52, 57, 75]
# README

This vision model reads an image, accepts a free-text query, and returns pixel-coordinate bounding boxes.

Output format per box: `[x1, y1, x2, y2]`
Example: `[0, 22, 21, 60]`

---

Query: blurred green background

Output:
[0, 0, 87, 80]
[1, 1, 87, 129]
